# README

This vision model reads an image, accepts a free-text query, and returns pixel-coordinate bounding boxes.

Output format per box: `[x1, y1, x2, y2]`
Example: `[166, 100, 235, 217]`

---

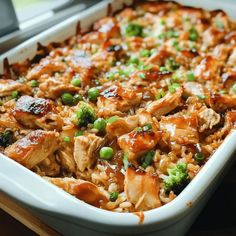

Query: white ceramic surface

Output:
[1, 1, 236, 235]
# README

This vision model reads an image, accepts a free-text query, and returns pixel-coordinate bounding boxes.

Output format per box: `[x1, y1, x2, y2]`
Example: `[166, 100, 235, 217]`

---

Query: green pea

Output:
[71, 77, 81, 87]
[30, 80, 39, 87]
[94, 118, 106, 131]
[61, 93, 74, 105]
[88, 87, 100, 101]
[99, 147, 114, 160]
[140, 49, 150, 57]
[189, 28, 198, 41]
[125, 23, 143, 37]
[73, 94, 83, 104]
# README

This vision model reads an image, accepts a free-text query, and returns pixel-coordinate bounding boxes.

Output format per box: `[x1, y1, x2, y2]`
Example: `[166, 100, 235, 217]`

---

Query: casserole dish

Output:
[1, 0, 236, 235]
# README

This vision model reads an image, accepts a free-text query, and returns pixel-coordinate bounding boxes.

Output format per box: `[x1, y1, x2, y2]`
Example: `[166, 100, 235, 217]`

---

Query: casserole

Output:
[1, 0, 236, 235]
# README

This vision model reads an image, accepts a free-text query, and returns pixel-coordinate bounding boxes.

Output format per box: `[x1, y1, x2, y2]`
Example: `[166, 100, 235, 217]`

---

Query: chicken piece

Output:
[209, 93, 236, 112]
[106, 115, 139, 137]
[147, 88, 183, 118]
[221, 68, 236, 89]
[67, 50, 94, 86]
[194, 56, 220, 81]
[212, 44, 230, 62]
[198, 107, 220, 132]
[0, 79, 31, 97]
[116, 8, 137, 21]
[45, 177, 107, 207]
[226, 110, 236, 128]
[4, 130, 59, 169]
[58, 147, 76, 174]
[125, 167, 161, 211]
[12, 95, 63, 130]
[0, 113, 21, 129]
[202, 27, 225, 48]
[97, 85, 142, 117]
[160, 115, 199, 144]
[74, 134, 103, 172]
[26, 58, 65, 80]
[227, 47, 236, 66]
[37, 76, 78, 99]
[93, 17, 120, 38]
[118, 129, 162, 161]
[35, 154, 60, 177]
[183, 82, 205, 97]
[139, 1, 173, 14]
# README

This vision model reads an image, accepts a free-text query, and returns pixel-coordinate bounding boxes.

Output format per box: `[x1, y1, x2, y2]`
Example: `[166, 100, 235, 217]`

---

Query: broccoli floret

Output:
[76, 102, 96, 127]
[0, 130, 14, 148]
[164, 162, 189, 195]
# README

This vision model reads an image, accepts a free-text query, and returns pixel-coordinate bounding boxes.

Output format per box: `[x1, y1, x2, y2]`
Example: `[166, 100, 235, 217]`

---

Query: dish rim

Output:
[0, 0, 236, 230]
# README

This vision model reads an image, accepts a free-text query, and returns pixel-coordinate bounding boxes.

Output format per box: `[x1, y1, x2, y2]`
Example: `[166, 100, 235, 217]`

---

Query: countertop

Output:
[1, 161, 236, 236]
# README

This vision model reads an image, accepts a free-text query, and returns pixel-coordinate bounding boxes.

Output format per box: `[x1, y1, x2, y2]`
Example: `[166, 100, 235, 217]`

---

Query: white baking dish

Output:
[1, 1, 236, 235]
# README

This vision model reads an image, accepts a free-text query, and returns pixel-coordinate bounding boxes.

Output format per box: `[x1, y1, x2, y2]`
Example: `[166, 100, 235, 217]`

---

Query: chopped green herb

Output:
[135, 127, 142, 132]
[160, 66, 168, 72]
[125, 23, 143, 37]
[75, 130, 84, 137]
[160, 19, 166, 25]
[143, 124, 152, 131]
[107, 116, 118, 124]
[194, 152, 205, 162]
[110, 192, 119, 202]
[172, 73, 180, 82]
[156, 89, 166, 99]
[64, 136, 71, 142]
[219, 90, 226, 94]
[11, 91, 19, 99]
[168, 83, 180, 93]
[197, 95, 207, 100]
[187, 71, 195, 81]
[166, 29, 179, 38]
[123, 153, 129, 169]
[141, 150, 155, 169]
[139, 73, 146, 79]
[165, 58, 180, 71]
[189, 27, 199, 41]
[106, 72, 116, 80]
[140, 49, 150, 57]
[232, 83, 236, 93]
[127, 56, 140, 65]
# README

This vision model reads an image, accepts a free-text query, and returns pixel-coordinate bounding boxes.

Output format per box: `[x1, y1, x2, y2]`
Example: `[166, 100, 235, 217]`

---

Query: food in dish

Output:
[1, 1, 236, 212]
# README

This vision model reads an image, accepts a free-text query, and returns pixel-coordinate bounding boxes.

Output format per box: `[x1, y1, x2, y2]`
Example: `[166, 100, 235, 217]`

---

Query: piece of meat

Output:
[212, 44, 230, 62]
[221, 68, 236, 89]
[118, 129, 162, 161]
[74, 134, 103, 172]
[45, 177, 107, 207]
[160, 115, 199, 144]
[58, 147, 76, 174]
[12, 95, 63, 130]
[26, 58, 65, 80]
[202, 27, 225, 48]
[198, 107, 220, 132]
[35, 154, 60, 177]
[106, 115, 139, 137]
[183, 82, 205, 97]
[125, 167, 161, 211]
[4, 130, 59, 169]
[227, 47, 236, 66]
[37, 76, 78, 99]
[0, 113, 21, 129]
[0, 79, 31, 97]
[147, 88, 183, 118]
[67, 50, 94, 86]
[209, 93, 236, 111]
[194, 56, 220, 81]
[97, 85, 142, 117]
